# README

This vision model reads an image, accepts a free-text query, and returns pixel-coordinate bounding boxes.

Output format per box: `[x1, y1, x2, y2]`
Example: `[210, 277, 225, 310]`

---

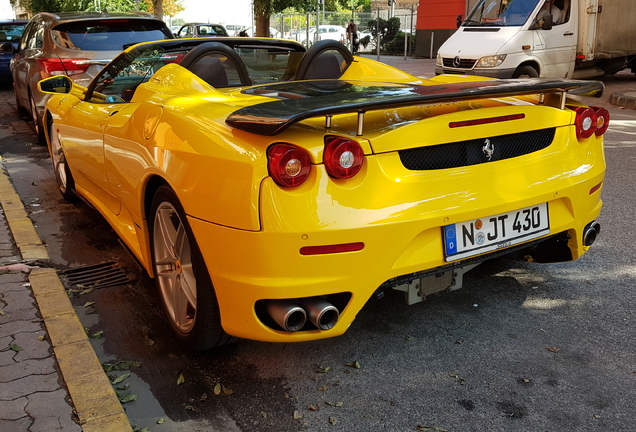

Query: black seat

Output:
[190, 56, 228, 87]
[180, 41, 251, 88]
[293, 39, 354, 80]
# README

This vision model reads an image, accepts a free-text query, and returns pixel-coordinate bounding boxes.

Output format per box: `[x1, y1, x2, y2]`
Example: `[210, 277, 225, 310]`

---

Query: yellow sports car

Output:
[38, 38, 607, 350]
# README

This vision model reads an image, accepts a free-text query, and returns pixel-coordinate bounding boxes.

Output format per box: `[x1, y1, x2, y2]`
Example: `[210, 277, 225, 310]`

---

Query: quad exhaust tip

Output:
[583, 221, 601, 247]
[267, 297, 339, 332]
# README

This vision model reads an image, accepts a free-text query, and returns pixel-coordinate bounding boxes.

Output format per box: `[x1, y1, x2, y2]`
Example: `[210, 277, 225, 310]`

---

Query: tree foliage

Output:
[10, 0, 183, 17]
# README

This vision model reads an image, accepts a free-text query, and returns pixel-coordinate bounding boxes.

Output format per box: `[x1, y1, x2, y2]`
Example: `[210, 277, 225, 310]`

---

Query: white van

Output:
[435, 0, 636, 79]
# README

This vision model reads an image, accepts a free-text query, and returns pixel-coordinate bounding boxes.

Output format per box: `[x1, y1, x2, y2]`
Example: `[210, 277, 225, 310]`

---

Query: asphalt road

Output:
[0, 74, 635, 432]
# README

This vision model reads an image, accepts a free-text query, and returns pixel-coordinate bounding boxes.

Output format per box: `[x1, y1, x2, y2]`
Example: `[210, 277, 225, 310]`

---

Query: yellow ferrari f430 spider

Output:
[38, 38, 607, 350]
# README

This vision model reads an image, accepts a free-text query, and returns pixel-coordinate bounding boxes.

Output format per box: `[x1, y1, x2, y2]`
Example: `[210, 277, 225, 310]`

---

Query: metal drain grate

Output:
[59, 262, 133, 289]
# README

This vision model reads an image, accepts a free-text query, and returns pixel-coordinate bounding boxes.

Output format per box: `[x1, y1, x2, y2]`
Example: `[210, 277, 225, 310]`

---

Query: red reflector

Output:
[589, 181, 603, 195]
[300, 242, 364, 256]
[449, 114, 525, 128]
[576, 55, 586, 59]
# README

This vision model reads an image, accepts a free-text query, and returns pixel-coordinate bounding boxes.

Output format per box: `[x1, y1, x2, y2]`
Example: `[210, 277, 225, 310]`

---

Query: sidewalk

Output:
[0, 95, 131, 431]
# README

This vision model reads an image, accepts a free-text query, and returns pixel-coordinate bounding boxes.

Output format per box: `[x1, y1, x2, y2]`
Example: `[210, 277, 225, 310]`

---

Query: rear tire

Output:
[48, 120, 77, 202]
[513, 65, 539, 78]
[149, 185, 236, 350]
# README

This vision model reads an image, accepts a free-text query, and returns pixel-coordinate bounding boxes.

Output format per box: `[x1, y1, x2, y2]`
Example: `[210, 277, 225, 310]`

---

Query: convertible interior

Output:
[89, 38, 355, 103]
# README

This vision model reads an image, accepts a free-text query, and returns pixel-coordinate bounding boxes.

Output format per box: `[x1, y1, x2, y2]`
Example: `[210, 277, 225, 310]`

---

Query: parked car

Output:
[6, 11, 174, 143]
[0, 20, 27, 82]
[37, 38, 607, 350]
[301, 25, 346, 46]
[224, 24, 247, 36]
[175, 23, 229, 38]
[234, 26, 280, 38]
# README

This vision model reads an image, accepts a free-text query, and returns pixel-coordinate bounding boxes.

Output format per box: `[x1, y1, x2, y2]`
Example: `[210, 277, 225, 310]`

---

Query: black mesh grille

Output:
[442, 58, 477, 68]
[398, 128, 556, 171]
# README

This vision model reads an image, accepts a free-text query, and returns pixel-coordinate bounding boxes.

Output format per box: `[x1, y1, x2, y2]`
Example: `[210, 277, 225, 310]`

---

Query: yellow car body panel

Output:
[39, 38, 606, 344]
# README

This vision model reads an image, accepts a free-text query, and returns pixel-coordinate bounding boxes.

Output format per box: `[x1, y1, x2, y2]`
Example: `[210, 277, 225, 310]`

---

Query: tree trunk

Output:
[153, 0, 163, 19]
[253, 0, 271, 37]
[255, 14, 270, 37]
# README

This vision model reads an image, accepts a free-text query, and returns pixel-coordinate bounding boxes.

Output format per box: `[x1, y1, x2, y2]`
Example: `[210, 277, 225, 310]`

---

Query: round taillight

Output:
[268, 144, 311, 187]
[323, 136, 364, 179]
[592, 106, 610, 136]
[574, 107, 597, 139]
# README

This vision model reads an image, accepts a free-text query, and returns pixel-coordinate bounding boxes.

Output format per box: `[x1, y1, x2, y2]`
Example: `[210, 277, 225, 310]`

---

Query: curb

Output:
[609, 91, 636, 109]
[0, 164, 133, 432]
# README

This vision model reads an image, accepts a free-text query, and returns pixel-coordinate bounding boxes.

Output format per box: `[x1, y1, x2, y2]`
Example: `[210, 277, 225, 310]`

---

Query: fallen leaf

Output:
[405, 336, 414, 341]
[91, 330, 104, 339]
[459, 379, 467, 385]
[0, 310, 5, 315]
[84, 306, 96, 315]
[546, 346, 561, 353]
[455, 340, 464, 344]
[9, 344, 23, 352]
[79, 288, 94, 295]
[143, 336, 155, 346]
[294, 410, 303, 419]
[417, 426, 448, 431]
[157, 418, 165, 424]
[261, 412, 267, 418]
[37, 335, 45, 341]
[116, 383, 130, 391]
[177, 373, 185, 385]
[329, 417, 337, 426]
[318, 385, 327, 392]
[345, 361, 361, 369]
[199, 393, 208, 401]
[594, 415, 601, 419]
[519, 378, 531, 384]
[317, 366, 331, 373]
[309, 403, 320, 411]
[112, 373, 131, 385]
[284, 392, 290, 398]
[214, 383, 222, 395]
[119, 394, 138, 403]
[83, 302, 95, 308]
[185, 405, 197, 412]
[448, 373, 459, 378]
[222, 385, 234, 395]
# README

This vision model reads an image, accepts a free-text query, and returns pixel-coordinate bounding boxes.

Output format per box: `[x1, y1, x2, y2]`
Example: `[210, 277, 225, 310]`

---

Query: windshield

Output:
[0, 22, 26, 42]
[464, 0, 541, 27]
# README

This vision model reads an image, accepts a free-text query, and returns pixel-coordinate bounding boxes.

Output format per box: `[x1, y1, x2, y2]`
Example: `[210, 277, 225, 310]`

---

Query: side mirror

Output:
[38, 75, 72, 94]
[456, 14, 463, 28]
[0, 42, 15, 53]
[541, 14, 553, 30]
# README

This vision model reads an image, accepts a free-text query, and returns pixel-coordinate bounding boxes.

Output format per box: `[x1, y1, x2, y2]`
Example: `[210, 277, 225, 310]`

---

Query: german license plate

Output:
[443, 203, 550, 262]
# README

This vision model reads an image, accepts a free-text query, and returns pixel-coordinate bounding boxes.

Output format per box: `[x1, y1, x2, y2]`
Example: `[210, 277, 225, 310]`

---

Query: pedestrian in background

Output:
[346, 19, 359, 54]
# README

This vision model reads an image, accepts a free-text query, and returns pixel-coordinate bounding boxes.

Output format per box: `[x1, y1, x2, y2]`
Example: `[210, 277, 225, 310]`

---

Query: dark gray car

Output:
[6, 11, 173, 143]
[175, 23, 229, 38]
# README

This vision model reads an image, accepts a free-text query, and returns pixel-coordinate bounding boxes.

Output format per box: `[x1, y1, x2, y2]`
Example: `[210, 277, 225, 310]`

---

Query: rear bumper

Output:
[191, 125, 605, 342]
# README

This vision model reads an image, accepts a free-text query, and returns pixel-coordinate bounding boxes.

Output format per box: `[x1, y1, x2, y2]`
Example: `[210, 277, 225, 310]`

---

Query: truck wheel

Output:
[513, 66, 539, 78]
[150, 185, 237, 350]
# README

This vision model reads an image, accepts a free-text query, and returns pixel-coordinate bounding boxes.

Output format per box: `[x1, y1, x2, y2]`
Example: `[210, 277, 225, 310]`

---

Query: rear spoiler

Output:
[225, 79, 604, 136]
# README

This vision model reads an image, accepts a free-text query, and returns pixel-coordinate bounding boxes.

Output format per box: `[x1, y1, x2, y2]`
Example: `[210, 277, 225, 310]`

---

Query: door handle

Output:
[564, 31, 574, 36]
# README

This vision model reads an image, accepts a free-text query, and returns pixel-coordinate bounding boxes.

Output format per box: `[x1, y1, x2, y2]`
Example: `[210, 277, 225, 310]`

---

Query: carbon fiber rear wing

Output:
[226, 79, 604, 136]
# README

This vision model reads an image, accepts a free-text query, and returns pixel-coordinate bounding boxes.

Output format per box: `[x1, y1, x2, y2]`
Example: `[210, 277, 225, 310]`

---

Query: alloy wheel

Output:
[152, 202, 197, 334]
